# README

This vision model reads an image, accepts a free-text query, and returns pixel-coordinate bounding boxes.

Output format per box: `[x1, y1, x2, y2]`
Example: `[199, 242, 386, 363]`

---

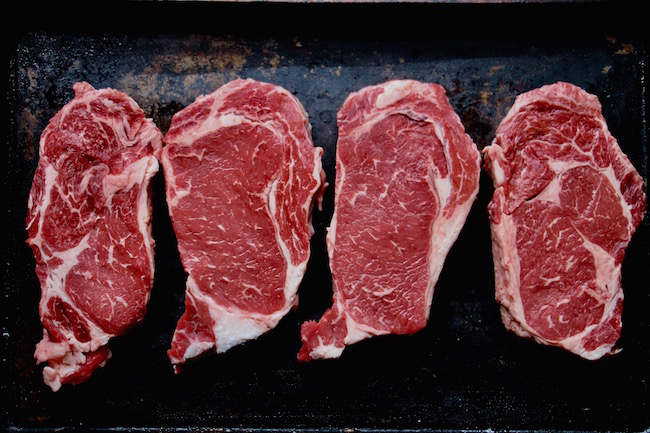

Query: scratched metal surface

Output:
[3, 2, 649, 432]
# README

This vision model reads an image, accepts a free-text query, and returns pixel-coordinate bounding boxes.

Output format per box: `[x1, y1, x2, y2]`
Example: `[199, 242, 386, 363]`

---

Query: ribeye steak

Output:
[299, 80, 481, 361]
[27, 82, 163, 391]
[483, 81, 646, 359]
[161, 78, 325, 372]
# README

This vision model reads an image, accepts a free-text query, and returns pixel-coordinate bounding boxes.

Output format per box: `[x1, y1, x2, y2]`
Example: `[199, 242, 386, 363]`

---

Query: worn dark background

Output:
[4, 1, 649, 432]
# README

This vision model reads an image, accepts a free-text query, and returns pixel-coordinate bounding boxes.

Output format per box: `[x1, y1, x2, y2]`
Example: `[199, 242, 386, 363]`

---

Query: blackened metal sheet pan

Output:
[4, 2, 649, 432]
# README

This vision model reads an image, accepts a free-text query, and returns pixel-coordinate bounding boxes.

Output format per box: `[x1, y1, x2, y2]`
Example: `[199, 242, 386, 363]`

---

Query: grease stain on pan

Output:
[488, 64, 505, 76]
[24, 66, 40, 92]
[258, 39, 282, 77]
[479, 84, 492, 106]
[606, 36, 636, 56]
[615, 44, 635, 55]
[20, 108, 40, 161]
[118, 37, 253, 108]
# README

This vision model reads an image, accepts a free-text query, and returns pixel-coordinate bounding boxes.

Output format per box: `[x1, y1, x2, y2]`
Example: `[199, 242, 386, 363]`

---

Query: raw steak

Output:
[27, 82, 163, 391]
[298, 80, 481, 361]
[483, 81, 646, 360]
[161, 78, 325, 372]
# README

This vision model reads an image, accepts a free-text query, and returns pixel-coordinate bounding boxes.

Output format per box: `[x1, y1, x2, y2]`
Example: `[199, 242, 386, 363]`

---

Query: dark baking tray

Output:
[4, 1, 649, 432]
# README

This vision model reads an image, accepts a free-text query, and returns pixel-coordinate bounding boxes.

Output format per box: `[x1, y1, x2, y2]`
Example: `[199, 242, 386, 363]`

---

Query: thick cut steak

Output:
[27, 82, 163, 391]
[161, 78, 325, 372]
[483, 82, 646, 359]
[299, 80, 481, 361]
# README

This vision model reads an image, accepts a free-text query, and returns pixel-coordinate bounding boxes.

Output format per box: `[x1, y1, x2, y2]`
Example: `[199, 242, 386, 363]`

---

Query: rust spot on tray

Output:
[460, 106, 493, 150]
[20, 108, 40, 161]
[615, 43, 635, 55]
[117, 37, 253, 109]
[488, 64, 505, 76]
[26, 67, 40, 92]
[258, 39, 283, 77]
[607, 37, 635, 56]
[211, 39, 251, 71]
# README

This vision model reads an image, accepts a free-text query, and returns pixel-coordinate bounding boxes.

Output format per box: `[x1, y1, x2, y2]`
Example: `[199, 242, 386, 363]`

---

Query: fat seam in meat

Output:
[299, 79, 481, 361]
[27, 82, 163, 391]
[483, 81, 646, 360]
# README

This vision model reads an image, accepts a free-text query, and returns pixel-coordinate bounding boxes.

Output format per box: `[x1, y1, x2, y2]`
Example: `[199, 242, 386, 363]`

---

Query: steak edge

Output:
[27, 82, 163, 390]
[161, 78, 325, 372]
[299, 79, 481, 361]
[483, 81, 646, 359]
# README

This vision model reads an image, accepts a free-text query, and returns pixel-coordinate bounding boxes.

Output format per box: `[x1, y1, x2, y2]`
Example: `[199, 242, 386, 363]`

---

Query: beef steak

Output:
[483, 81, 646, 359]
[299, 80, 481, 361]
[27, 82, 163, 391]
[161, 78, 325, 372]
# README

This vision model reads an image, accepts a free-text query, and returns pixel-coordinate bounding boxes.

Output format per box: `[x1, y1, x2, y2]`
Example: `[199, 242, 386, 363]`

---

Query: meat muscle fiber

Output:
[161, 78, 325, 372]
[27, 82, 163, 391]
[483, 81, 646, 359]
[298, 80, 481, 361]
